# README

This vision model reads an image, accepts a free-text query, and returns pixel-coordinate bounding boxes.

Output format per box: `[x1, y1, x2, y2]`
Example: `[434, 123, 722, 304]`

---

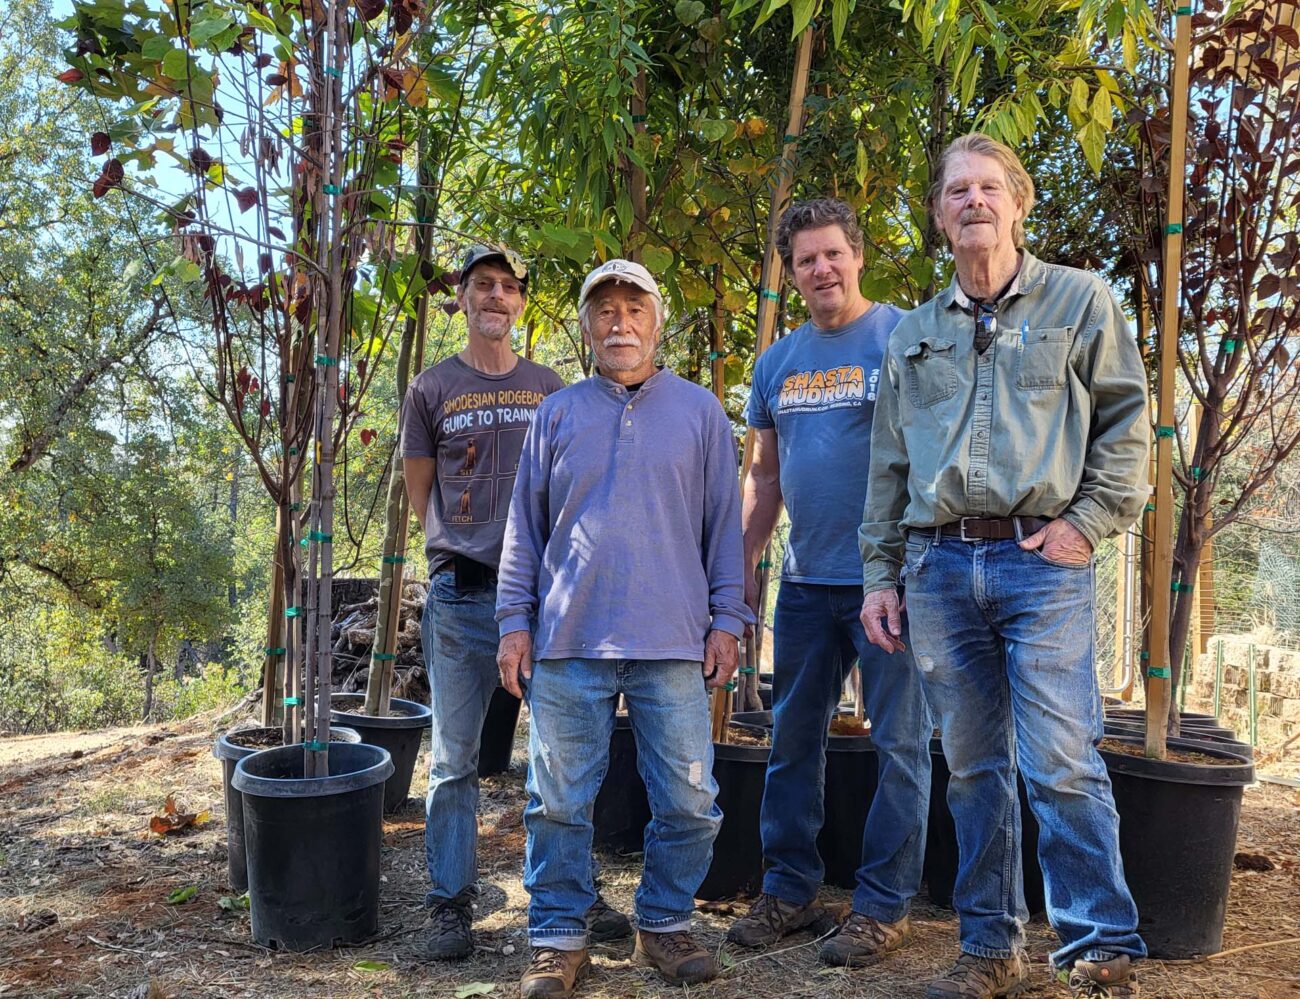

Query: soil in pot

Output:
[697, 728, 771, 900]
[1099, 735, 1254, 959]
[233, 742, 394, 951]
[213, 726, 360, 892]
[329, 693, 432, 813]
[478, 686, 523, 777]
[593, 715, 652, 854]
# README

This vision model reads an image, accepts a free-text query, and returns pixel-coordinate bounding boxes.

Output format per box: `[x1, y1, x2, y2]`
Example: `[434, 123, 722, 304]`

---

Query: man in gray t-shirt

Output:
[400, 244, 585, 961]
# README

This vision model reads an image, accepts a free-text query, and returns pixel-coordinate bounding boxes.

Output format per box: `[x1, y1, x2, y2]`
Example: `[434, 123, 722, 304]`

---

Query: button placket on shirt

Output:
[968, 344, 995, 514]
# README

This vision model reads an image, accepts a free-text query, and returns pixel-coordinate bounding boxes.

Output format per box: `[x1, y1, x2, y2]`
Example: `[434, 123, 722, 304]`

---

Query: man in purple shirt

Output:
[401, 245, 631, 961]
[496, 259, 752, 999]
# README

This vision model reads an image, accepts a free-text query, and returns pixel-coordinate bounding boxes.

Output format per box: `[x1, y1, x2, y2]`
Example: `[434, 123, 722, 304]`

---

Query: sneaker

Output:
[632, 929, 718, 985]
[422, 890, 474, 960]
[586, 892, 632, 942]
[819, 912, 912, 967]
[1060, 955, 1139, 998]
[725, 892, 831, 948]
[519, 947, 591, 999]
[926, 951, 1030, 998]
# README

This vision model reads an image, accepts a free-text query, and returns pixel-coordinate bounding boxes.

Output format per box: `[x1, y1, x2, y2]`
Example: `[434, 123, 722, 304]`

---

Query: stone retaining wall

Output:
[1184, 635, 1300, 747]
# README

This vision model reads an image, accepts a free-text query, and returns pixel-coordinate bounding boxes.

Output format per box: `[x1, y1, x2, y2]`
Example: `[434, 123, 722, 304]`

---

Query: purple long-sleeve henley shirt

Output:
[495, 368, 752, 661]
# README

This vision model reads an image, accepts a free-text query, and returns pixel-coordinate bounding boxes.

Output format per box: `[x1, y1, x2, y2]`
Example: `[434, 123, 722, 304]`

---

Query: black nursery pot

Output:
[697, 741, 771, 901]
[923, 737, 1045, 915]
[232, 742, 393, 951]
[817, 730, 879, 890]
[212, 725, 359, 893]
[1102, 719, 1252, 760]
[328, 693, 431, 813]
[1100, 735, 1254, 959]
[478, 686, 523, 777]
[593, 715, 653, 853]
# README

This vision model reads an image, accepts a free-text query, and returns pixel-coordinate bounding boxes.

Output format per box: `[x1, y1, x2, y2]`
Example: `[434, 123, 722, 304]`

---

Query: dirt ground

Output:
[2, 712, 1298, 999]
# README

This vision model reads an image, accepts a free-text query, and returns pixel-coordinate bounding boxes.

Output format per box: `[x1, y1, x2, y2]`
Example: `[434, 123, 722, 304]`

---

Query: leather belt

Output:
[933, 516, 1050, 542]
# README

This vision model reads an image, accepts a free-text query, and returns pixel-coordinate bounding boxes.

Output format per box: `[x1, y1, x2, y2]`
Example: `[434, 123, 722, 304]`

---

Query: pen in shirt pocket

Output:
[1020, 320, 1029, 345]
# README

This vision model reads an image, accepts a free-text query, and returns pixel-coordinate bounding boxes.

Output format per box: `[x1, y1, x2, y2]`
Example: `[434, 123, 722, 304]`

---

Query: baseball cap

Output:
[578, 258, 662, 308]
[460, 244, 529, 289]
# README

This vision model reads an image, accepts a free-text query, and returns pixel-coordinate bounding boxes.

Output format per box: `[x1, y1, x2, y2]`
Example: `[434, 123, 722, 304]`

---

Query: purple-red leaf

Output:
[90, 132, 110, 155]
[235, 187, 258, 213]
[57, 68, 84, 84]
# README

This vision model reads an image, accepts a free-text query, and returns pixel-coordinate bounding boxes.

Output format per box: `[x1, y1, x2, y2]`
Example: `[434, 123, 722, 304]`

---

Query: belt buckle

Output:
[959, 517, 978, 542]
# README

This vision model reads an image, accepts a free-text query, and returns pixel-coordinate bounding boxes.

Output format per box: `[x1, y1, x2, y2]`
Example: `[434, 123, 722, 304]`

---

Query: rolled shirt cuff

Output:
[497, 613, 532, 638]
[862, 561, 900, 594]
[709, 612, 748, 640]
[1060, 497, 1109, 550]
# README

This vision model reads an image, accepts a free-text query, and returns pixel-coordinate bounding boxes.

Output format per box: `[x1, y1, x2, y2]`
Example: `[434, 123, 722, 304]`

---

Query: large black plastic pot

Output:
[212, 725, 359, 892]
[1105, 708, 1218, 726]
[1100, 735, 1254, 959]
[697, 741, 770, 900]
[924, 738, 1044, 915]
[1102, 719, 1252, 760]
[817, 731, 879, 889]
[233, 742, 393, 950]
[477, 686, 523, 777]
[593, 715, 652, 853]
[328, 693, 431, 813]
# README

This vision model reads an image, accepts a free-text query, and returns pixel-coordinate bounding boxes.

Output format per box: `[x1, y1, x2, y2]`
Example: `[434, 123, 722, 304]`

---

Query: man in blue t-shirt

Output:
[727, 199, 932, 968]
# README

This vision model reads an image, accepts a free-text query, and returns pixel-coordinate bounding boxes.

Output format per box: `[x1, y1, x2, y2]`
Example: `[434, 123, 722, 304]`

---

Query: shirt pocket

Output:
[1016, 326, 1073, 390]
[903, 336, 957, 408]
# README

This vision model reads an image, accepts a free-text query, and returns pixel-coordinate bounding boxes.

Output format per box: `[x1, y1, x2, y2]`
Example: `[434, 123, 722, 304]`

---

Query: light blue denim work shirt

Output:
[496, 368, 752, 660]
[860, 251, 1150, 593]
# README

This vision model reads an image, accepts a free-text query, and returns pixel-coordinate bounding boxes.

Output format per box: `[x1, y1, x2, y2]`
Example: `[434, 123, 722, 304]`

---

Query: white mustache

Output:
[601, 335, 639, 348]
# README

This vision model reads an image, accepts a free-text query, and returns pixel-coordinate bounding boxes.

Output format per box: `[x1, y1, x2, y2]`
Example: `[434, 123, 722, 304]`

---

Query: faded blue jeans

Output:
[760, 582, 932, 921]
[901, 528, 1146, 968]
[422, 571, 500, 905]
[523, 657, 721, 950]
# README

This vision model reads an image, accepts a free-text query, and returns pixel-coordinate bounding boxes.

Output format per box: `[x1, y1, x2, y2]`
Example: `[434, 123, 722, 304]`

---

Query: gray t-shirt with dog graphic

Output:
[401, 354, 563, 578]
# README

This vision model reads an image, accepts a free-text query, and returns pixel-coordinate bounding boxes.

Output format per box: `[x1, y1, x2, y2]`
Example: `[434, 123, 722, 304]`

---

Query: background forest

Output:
[2, 0, 1297, 734]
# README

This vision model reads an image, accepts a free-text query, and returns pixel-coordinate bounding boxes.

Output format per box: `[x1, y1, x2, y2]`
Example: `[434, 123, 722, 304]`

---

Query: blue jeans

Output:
[422, 572, 500, 904]
[523, 658, 721, 949]
[760, 582, 932, 921]
[901, 530, 1145, 968]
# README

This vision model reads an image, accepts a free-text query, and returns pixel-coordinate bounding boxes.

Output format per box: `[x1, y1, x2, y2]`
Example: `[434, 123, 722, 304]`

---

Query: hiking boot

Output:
[1060, 955, 1139, 998]
[586, 892, 632, 942]
[819, 912, 912, 967]
[519, 947, 590, 998]
[725, 892, 832, 948]
[926, 951, 1030, 998]
[422, 890, 474, 960]
[632, 929, 718, 985]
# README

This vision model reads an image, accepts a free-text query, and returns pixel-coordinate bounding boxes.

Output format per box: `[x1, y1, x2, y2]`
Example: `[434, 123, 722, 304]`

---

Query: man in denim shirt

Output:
[402, 246, 628, 960]
[496, 259, 752, 999]
[727, 199, 932, 968]
[860, 134, 1148, 998]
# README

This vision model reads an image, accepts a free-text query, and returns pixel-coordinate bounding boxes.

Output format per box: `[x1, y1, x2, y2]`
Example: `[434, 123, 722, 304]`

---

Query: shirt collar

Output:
[592, 365, 669, 396]
[941, 250, 1046, 311]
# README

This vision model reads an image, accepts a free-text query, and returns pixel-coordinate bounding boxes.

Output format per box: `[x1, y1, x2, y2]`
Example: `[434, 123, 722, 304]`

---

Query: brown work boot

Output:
[632, 929, 718, 985]
[1060, 955, 1139, 997]
[585, 892, 632, 942]
[819, 911, 912, 967]
[725, 892, 831, 948]
[926, 950, 1030, 998]
[519, 947, 590, 999]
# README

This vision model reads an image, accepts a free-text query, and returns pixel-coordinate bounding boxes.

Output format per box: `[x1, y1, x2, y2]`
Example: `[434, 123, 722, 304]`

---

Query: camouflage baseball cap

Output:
[460, 244, 529, 289]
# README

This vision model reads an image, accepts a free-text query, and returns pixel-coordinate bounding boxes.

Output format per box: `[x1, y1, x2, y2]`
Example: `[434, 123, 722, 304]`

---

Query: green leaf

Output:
[217, 892, 250, 911]
[160, 48, 190, 79]
[697, 118, 731, 143]
[352, 960, 390, 972]
[831, 0, 850, 47]
[790, 0, 816, 36]
[1070, 76, 1089, 116]
[453, 984, 496, 998]
[1090, 85, 1112, 127]
[166, 885, 199, 904]
[140, 36, 173, 61]
[189, 13, 234, 47]
[855, 139, 868, 188]
[675, 0, 706, 24]
[642, 245, 673, 272]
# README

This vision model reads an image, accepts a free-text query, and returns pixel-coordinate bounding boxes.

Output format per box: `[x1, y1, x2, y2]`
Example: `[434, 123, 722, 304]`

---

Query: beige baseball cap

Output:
[578, 258, 662, 308]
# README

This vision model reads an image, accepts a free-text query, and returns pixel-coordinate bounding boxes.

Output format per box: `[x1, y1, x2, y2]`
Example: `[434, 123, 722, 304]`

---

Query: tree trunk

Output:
[141, 638, 158, 721]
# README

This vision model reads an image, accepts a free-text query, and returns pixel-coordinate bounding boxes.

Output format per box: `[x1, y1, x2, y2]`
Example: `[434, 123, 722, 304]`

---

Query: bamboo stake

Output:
[259, 529, 286, 727]
[1147, 3, 1194, 760]
[711, 24, 815, 745]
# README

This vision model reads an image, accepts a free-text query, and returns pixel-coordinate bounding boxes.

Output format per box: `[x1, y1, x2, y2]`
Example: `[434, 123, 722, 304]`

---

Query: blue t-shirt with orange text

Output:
[745, 303, 906, 585]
